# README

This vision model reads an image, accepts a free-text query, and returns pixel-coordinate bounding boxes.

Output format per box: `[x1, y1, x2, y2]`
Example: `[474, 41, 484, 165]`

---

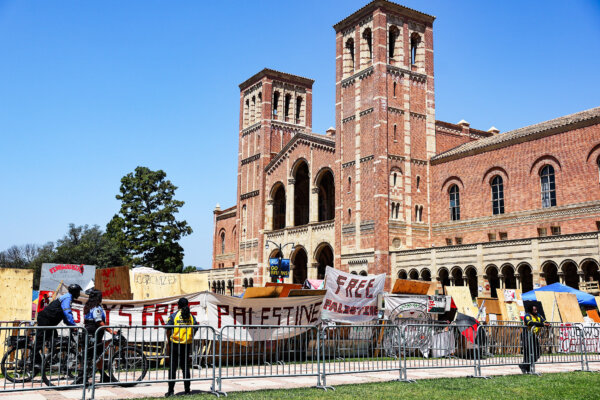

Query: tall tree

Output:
[107, 166, 193, 272]
[53, 224, 127, 267]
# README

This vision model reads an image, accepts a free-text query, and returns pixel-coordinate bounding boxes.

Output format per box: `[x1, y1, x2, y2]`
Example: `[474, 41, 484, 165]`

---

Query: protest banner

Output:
[384, 294, 429, 322]
[56, 284, 323, 341]
[95, 266, 132, 300]
[39, 263, 96, 291]
[321, 267, 385, 323]
[558, 323, 600, 353]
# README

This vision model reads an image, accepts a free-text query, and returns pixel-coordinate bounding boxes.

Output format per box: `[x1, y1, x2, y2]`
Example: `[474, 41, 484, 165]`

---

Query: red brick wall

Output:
[431, 123, 600, 244]
[212, 207, 237, 269]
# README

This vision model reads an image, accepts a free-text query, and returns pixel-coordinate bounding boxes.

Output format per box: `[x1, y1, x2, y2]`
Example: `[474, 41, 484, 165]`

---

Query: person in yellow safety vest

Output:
[165, 298, 198, 397]
[519, 305, 550, 374]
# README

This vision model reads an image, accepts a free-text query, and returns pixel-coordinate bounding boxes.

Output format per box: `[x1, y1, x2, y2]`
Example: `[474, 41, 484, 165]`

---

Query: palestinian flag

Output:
[455, 313, 479, 344]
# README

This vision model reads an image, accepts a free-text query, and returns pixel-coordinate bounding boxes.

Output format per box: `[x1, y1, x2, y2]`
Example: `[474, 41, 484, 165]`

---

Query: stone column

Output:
[286, 179, 295, 227]
[310, 187, 319, 223]
[265, 200, 274, 231]
[309, 262, 319, 280]
[515, 274, 522, 291]
[499, 274, 505, 289]
[449, 277, 455, 287]
[558, 272, 565, 285]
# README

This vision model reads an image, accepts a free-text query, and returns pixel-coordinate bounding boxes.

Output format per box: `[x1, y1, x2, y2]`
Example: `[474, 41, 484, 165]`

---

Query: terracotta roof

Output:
[431, 107, 600, 163]
[239, 68, 314, 91]
[333, 0, 435, 32]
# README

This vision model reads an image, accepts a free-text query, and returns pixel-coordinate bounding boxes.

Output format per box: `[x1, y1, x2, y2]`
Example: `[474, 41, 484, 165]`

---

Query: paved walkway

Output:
[1, 362, 598, 400]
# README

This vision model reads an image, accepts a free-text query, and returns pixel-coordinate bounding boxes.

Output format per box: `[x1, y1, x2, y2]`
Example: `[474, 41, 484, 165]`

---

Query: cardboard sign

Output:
[321, 267, 385, 323]
[95, 266, 132, 300]
[40, 263, 96, 292]
[427, 295, 451, 313]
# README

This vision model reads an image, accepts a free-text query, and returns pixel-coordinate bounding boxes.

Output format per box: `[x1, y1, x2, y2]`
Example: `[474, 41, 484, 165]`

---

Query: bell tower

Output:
[333, 0, 436, 284]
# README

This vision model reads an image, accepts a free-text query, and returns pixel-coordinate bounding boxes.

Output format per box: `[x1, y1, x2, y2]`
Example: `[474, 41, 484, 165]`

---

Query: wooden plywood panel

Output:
[392, 279, 433, 295]
[288, 289, 327, 297]
[497, 290, 520, 322]
[130, 273, 182, 300]
[95, 266, 132, 300]
[555, 292, 584, 323]
[536, 292, 560, 323]
[265, 283, 303, 297]
[0, 268, 33, 322]
[180, 273, 209, 294]
[477, 298, 503, 315]
[243, 287, 280, 298]
[446, 286, 478, 318]
[596, 297, 600, 309]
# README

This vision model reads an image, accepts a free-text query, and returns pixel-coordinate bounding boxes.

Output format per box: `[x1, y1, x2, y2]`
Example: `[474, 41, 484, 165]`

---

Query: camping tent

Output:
[522, 283, 597, 307]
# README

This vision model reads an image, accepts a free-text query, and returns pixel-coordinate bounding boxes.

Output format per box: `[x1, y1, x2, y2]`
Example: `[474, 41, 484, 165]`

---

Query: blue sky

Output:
[1, 1, 599, 269]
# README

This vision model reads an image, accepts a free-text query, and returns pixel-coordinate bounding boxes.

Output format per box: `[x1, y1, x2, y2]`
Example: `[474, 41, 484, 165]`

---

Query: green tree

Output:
[53, 224, 128, 268]
[107, 166, 193, 272]
[0, 243, 54, 289]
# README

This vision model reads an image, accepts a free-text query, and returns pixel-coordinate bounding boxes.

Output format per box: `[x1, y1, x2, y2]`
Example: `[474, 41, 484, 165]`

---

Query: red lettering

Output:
[311, 302, 321, 323]
[324, 299, 332, 310]
[103, 304, 118, 325]
[272, 307, 282, 325]
[154, 304, 169, 325]
[188, 301, 200, 319]
[142, 305, 153, 326]
[261, 307, 271, 325]
[217, 305, 229, 329]
[365, 279, 375, 298]
[118, 305, 134, 326]
[334, 275, 347, 295]
[301, 305, 311, 324]
[355, 280, 367, 298]
[346, 279, 359, 297]
[283, 307, 293, 325]
[233, 307, 246, 325]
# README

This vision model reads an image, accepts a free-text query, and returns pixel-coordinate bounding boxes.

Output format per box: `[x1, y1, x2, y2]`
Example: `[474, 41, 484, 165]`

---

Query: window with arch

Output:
[415, 205, 423, 222]
[244, 99, 249, 127]
[410, 33, 420, 65]
[449, 185, 460, 221]
[220, 231, 225, 254]
[491, 175, 505, 215]
[249, 278, 254, 287]
[345, 37, 355, 76]
[250, 96, 256, 124]
[361, 28, 372, 67]
[348, 208, 352, 220]
[393, 82, 397, 98]
[393, 124, 397, 141]
[416, 176, 421, 191]
[284, 94, 292, 121]
[391, 202, 396, 218]
[389, 25, 400, 61]
[273, 91, 280, 118]
[359, 270, 367, 277]
[295, 96, 303, 124]
[393, 172, 397, 186]
[597, 157, 600, 183]
[347, 176, 352, 193]
[256, 92, 262, 122]
[241, 205, 247, 238]
[540, 165, 556, 208]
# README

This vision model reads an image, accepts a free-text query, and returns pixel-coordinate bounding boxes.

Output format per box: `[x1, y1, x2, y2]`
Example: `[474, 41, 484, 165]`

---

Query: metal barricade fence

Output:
[320, 324, 402, 386]
[0, 325, 88, 396]
[217, 325, 321, 393]
[90, 325, 218, 399]
[400, 323, 479, 380]
[476, 324, 532, 375]
[580, 324, 600, 371]
[534, 323, 586, 372]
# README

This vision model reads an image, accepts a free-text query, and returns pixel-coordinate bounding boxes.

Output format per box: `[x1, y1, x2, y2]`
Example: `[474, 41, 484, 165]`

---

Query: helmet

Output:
[68, 284, 83, 299]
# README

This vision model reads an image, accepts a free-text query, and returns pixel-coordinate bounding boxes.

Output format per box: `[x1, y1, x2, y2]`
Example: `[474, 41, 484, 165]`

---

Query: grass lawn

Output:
[146, 372, 600, 400]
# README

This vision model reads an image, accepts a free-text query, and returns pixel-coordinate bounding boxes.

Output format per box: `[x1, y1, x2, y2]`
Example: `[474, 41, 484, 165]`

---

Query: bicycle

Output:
[41, 329, 148, 387]
[1, 327, 79, 384]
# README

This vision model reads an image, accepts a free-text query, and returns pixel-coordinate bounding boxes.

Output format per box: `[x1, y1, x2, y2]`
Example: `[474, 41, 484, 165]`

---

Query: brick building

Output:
[207, 0, 600, 298]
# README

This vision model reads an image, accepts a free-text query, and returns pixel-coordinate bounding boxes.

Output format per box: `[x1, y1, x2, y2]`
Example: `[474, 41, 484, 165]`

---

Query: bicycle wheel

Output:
[1, 347, 34, 383]
[110, 346, 147, 384]
[41, 346, 79, 387]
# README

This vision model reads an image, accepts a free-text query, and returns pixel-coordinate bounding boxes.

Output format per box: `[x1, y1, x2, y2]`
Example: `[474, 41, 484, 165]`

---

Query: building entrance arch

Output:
[315, 243, 334, 279]
[292, 247, 308, 285]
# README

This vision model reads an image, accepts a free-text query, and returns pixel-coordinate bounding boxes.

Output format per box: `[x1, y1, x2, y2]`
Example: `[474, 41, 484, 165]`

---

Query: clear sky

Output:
[1, 1, 599, 269]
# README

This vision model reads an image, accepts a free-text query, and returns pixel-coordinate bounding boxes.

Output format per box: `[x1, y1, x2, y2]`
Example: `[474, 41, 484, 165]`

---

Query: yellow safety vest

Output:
[527, 314, 542, 335]
[170, 310, 194, 344]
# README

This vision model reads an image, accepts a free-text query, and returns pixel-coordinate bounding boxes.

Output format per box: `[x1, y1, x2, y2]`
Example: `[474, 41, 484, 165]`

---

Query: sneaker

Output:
[518, 364, 527, 374]
[165, 392, 174, 398]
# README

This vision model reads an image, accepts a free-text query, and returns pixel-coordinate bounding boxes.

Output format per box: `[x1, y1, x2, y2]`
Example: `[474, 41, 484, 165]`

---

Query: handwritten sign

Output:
[95, 266, 132, 300]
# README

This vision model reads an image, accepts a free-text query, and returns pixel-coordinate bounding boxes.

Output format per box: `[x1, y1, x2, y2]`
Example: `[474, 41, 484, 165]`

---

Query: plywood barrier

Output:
[265, 283, 303, 297]
[0, 268, 33, 359]
[130, 272, 182, 299]
[536, 292, 560, 323]
[95, 266, 132, 300]
[587, 309, 600, 323]
[391, 279, 434, 295]
[445, 286, 478, 318]
[242, 286, 280, 299]
[180, 272, 209, 294]
[555, 292, 584, 323]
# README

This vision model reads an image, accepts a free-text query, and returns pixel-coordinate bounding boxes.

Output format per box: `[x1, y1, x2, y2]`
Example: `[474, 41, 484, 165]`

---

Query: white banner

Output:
[40, 263, 96, 291]
[321, 267, 385, 323]
[384, 294, 429, 322]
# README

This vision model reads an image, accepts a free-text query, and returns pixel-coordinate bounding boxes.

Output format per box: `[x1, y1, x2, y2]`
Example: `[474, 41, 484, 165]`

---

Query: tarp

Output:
[522, 283, 597, 307]
[305, 279, 324, 290]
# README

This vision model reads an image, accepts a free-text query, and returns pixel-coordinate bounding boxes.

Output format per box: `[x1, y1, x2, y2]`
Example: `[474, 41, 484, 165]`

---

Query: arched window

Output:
[293, 162, 310, 226]
[241, 205, 247, 238]
[389, 25, 400, 60]
[393, 124, 397, 141]
[597, 157, 600, 183]
[416, 176, 421, 190]
[396, 203, 400, 219]
[393, 172, 397, 186]
[284, 94, 292, 121]
[449, 185, 460, 221]
[295, 96, 303, 124]
[249, 278, 254, 287]
[540, 165, 556, 208]
[393, 82, 397, 98]
[362, 28, 372, 66]
[359, 270, 367, 277]
[244, 99, 249, 127]
[256, 92, 262, 122]
[348, 208, 352, 219]
[272, 184, 286, 230]
[347, 176, 352, 192]
[491, 175, 504, 215]
[410, 34, 420, 65]
[391, 202, 396, 218]
[318, 170, 335, 222]
[250, 96, 256, 124]
[273, 91, 280, 118]
[243, 278, 248, 288]
[345, 37, 355, 75]
[220, 231, 225, 254]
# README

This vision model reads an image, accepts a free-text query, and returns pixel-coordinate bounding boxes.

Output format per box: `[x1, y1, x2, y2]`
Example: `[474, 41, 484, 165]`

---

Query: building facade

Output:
[207, 0, 600, 298]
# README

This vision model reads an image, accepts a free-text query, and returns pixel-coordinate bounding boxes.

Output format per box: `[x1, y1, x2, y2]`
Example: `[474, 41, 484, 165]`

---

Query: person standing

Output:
[33, 284, 82, 369]
[519, 305, 550, 373]
[165, 298, 197, 397]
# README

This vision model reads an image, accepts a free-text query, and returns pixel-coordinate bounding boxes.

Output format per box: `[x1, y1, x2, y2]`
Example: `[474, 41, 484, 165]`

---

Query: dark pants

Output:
[520, 332, 541, 372]
[33, 315, 57, 365]
[168, 343, 192, 392]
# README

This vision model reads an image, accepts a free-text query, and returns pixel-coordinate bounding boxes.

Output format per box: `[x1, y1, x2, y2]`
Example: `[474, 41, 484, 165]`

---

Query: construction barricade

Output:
[534, 323, 586, 372]
[581, 324, 600, 371]
[0, 325, 89, 395]
[320, 324, 403, 386]
[89, 325, 218, 399]
[217, 325, 322, 392]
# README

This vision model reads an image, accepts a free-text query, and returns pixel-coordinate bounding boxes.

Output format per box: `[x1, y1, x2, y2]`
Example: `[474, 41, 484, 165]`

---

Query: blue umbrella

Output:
[522, 282, 597, 307]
